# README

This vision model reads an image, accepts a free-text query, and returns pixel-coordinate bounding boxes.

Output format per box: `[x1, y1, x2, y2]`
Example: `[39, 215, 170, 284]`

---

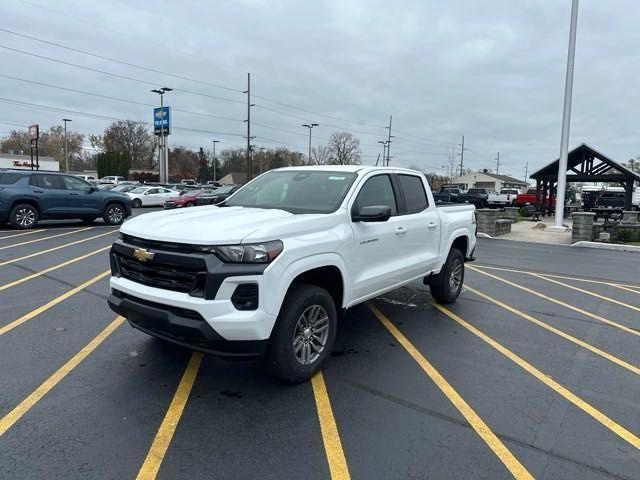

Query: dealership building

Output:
[0, 153, 60, 172]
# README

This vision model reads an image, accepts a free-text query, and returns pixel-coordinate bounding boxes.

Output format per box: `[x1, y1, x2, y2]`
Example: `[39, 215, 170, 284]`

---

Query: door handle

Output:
[395, 227, 407, 235]
[70, 192, 79, 196]
[33, 189, 43, 193]
[427, 222, 438, 229]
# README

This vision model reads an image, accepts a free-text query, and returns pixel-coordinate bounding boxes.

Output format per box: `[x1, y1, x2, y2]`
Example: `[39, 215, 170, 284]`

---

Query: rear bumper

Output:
[108, 288, 268, 358]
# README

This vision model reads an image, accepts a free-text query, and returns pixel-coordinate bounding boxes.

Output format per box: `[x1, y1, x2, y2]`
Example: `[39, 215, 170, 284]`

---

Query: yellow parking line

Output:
[0, 245, 110, 292]
[0, 230, 116, 267]
[311, 371, 351, 480]
[0, 226, 93, 251]
[0, 229, 45, 240]
[612, 284, 640, 295]
[0, 315, 124, 437]
[530, 273, 640, 314]
[136, 352, 203, 480]
[473, 264, 640, 290]
[469, 266, 640, 337]
[368, 302, 533, 480]
[466, 286, 640, 376]
[0, 270, 110, 336]
[433, 302, 640, 450]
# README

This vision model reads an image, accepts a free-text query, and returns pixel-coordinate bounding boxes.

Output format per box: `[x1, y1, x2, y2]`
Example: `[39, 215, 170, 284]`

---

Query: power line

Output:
[0, 27, 244, 94]
[0, 44, 244, 105]
[0, 74, 243, 123]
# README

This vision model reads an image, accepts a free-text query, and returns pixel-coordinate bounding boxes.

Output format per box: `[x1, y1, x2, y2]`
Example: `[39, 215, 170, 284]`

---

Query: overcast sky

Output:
[1, 0, 639, 178]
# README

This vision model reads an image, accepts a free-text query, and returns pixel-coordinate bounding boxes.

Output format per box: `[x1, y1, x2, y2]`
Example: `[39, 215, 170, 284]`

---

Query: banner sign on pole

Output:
[28, 124, 39, 140]
[153, 107, 171, 136]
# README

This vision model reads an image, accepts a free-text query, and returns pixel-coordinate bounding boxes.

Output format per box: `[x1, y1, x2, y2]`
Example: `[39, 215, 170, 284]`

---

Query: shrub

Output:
[96, 151, 131, 179]
[615, 229, 633, 243]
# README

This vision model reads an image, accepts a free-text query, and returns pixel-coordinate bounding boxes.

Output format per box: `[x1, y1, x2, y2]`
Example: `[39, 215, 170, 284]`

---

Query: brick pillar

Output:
[622, 211, 639, 224]
[476, 209, 498, 236]
[571, 212, 595, 243]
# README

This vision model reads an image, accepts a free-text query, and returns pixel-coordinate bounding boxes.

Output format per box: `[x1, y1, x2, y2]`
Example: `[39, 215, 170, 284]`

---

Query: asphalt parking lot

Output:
[1, 211, 639, 480]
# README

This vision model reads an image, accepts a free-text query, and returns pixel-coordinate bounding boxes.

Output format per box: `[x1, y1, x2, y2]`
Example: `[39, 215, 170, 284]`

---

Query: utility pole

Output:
[302, 123, 319, 164]
[551, 0, 579, 231]
[211, 140, 220, 182]
[457, 136, 469, 177]
[385, 115, 393, 166]
[378, 140, 388, 166]
[62, 118, 72, 173]
[243, 73, 255, 181]
[495, 152, 500, 174]
[259, 147, 266, 174]
[524, 161, 529, 182]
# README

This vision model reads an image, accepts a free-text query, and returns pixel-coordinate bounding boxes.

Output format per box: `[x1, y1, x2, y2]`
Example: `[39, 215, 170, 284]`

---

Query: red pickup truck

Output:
[514, 188, 555, 207]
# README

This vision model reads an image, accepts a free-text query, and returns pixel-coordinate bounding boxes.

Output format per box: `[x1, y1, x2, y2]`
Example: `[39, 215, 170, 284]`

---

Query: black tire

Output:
[103, 203, 126, 225]
[266, 283, 337, 383]
[429, 248, 465, 304]
[132, 198, 142, 208]
[81, 217, 97, 224]
[185, 202, 194, 207]
[9, 203, 39, 229]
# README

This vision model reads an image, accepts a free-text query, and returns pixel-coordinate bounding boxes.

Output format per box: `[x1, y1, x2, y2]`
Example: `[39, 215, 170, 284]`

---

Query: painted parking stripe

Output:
[0, 270, 110, 336]
[469, 266, 640, 337]
[0, 245, 110, 292]
[0, 315, 124, 437]
[612, 284, 640, 295]
[368, 302, 533, 480]
[0, 226, 93, 251]
[473, 264, 640, 290]
[0, 229, 45, 240]
[311, 371, 351, 480]
[0, 229, 117, 267]
[530, 274, 640, 314]
[433, 302, 640, 450]
[466, 285, 640, 376]
[136, 352, 203, 480]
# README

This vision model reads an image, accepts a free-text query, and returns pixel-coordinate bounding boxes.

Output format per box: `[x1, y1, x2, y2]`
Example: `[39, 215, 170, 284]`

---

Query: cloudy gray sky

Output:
[1, 0, 639, 178]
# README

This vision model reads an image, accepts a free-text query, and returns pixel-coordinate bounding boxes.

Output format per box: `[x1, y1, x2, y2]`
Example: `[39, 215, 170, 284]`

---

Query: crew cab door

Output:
[394, 173, 441, 275]
[348, 173, 408, 301]
[62, 175, 101, 215]
[30, 174, 67, 215]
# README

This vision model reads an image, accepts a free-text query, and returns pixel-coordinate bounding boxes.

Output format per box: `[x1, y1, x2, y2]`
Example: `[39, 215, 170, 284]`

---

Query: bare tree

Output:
[623, 158, 640, 174]
[310, 145, 331, 165]
[327, 132, 361, 165]
[1, 125, 84, 169]
[90, 120, 156, 170]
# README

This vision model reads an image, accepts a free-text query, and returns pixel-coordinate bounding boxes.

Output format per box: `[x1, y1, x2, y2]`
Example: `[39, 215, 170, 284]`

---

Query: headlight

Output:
[214, 240, 283, 263]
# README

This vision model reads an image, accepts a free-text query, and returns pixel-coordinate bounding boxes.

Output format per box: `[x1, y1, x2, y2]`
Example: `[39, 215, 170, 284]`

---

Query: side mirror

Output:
[352, 205, 392, 222]
[88, 186, 98, 193]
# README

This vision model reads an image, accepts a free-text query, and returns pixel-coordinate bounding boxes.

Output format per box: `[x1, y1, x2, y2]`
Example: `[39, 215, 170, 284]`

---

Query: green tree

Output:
[96, 151, 131, 178]
[196, 147, 210, 183]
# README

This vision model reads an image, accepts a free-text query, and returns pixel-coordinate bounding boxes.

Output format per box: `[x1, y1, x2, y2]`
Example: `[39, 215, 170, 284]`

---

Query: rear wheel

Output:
[103, 203, 125, 225]
[267, 283, 337, 383]
[429, 248, 465, 304]
[185, 202, 195, 207]
[10, 204, 39, 229]
[132, 199, 142, 208]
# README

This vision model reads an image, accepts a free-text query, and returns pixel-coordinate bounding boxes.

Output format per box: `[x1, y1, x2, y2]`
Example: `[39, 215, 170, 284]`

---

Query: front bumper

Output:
[108, 288, 268, 357]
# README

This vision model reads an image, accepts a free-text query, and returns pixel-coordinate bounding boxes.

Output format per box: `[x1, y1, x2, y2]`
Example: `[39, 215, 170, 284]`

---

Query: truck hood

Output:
[120, 206, 295, 244]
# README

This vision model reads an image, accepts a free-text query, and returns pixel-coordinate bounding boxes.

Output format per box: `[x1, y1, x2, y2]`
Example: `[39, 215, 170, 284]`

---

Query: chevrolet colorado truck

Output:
[108, 166, 477, 382]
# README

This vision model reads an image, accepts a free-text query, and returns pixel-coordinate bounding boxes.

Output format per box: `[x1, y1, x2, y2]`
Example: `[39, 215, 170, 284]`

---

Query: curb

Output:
[477, 233, 492, 239]
[571, 241, 640, 253]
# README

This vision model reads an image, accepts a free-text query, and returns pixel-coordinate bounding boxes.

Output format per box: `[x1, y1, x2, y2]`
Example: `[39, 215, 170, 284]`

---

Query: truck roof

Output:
[276, 165, 422, 174]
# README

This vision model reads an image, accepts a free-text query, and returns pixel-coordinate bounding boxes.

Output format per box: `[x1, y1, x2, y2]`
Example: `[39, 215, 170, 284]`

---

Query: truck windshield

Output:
[226, 170, 357, 214]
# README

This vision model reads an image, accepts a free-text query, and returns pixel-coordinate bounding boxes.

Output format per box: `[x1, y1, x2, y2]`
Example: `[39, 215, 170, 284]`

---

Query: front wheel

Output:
[10, 204, 39, 229]
[103, 203, 125, 225]
[266, 283, 337, 383]
[429, 248, 465, 304]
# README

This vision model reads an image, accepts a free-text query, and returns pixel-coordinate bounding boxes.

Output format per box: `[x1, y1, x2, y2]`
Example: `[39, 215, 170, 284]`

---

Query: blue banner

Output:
[153, 106, 171, 135]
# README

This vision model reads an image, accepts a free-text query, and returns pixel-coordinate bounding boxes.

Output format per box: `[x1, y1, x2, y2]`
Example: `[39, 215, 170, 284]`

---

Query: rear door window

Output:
[398, 174, 428, 213]
[34, 174, 65, 189]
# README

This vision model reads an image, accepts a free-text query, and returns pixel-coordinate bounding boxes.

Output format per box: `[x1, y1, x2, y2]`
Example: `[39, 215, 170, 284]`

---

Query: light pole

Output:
[302, 123, 319, 163]
[151, 87, 172, 182]
[551, 0, 579, 231]
[62, 118, 72, 172]
[211, 140, 220, 182]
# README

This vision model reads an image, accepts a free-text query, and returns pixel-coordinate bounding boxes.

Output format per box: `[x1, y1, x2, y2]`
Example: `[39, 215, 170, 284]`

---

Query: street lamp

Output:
[151, 87, 172, 182]
[302, 123, 319, 163]
[211, 140, 220, 182]
[62, 118, 72, 172]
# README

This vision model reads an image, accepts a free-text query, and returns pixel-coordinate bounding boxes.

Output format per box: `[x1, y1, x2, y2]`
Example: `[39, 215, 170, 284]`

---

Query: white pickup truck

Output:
[108, 166, 477, 382]
[487, 188, 519, 206]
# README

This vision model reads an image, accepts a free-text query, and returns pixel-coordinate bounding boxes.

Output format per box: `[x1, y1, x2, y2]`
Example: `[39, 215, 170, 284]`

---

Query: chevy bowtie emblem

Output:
[133, 248, 155, 262]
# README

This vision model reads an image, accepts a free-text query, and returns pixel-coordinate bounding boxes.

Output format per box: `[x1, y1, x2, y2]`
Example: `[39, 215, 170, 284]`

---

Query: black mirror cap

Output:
[352, 205, 392, 222]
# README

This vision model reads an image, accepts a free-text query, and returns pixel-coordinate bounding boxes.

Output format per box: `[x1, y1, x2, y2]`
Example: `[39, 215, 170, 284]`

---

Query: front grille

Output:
[112, 289, 205, 321]
[113, 250, 206, 296]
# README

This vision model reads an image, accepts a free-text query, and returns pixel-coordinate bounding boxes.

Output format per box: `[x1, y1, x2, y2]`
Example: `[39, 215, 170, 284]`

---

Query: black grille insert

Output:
[231, 283, 259, 310]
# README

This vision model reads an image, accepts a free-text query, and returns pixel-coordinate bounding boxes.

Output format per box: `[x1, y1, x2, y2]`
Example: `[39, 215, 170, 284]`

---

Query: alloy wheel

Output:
[292, 304, 330, 366]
